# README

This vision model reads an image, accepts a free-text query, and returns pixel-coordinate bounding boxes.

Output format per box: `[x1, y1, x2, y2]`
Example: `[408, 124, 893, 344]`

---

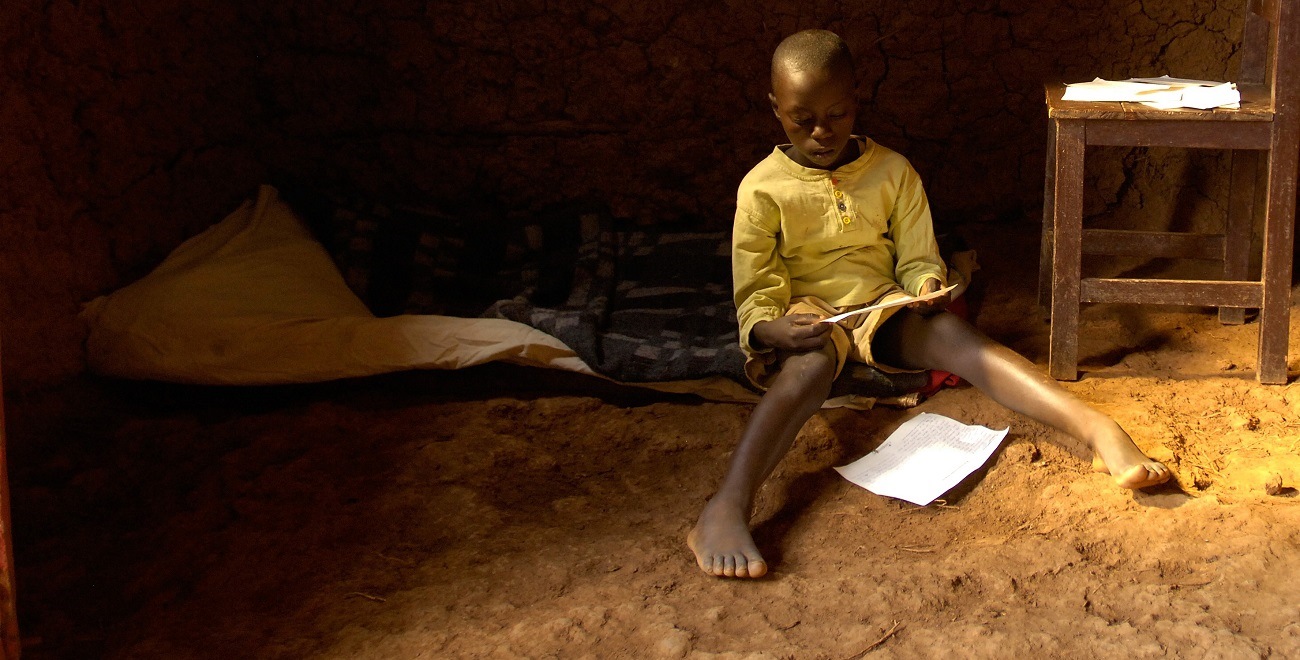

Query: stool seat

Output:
[1045, 82, 1275, 123]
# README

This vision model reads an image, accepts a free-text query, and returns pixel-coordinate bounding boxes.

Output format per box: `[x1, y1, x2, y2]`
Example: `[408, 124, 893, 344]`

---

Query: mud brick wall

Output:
[0, 0, 1243, 391]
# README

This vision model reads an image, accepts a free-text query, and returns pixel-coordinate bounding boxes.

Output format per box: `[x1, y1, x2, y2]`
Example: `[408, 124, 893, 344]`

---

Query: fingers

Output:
[909, 280, 945, 313]
[792, 317, 830, 342]
[758, 312, 837, 351]
[793, 318, 831, 335]
[909, 294, 951, 316]
[789, 333, 830, 351]
[788, 313, 826, 326]
[754, 315, 824, 351]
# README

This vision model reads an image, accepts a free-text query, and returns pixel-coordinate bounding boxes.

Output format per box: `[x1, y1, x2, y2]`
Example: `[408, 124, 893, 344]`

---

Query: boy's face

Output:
[769, 66, 858, 170]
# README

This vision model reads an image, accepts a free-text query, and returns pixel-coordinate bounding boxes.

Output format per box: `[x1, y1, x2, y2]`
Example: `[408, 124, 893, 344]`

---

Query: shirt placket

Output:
[830, 176, 851, 229]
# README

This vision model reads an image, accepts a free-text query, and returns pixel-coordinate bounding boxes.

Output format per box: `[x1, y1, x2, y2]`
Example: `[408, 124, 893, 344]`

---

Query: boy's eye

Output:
[793, 117, 814, 126]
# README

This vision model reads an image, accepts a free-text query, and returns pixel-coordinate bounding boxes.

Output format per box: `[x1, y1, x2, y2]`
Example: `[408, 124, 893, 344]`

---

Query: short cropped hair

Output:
[771, 29, 854, 86]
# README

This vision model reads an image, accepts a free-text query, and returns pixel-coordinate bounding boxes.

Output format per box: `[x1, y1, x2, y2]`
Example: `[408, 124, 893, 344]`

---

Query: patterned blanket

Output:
[485, 213, 934, 401]
[284, 185, 933, 396]
[488, 216, 748, 384]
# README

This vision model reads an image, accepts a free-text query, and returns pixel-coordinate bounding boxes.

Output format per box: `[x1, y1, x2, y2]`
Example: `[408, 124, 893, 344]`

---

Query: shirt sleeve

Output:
[889, 164, 947, 295]
[732, 206, 789, 356]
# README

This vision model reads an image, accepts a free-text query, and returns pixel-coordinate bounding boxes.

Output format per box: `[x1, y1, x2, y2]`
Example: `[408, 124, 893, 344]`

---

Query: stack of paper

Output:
[1062, 75, 1240, 110]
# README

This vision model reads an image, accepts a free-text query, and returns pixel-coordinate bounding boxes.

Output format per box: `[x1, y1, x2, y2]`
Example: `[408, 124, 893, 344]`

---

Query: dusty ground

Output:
[8, 226, 1300, 659]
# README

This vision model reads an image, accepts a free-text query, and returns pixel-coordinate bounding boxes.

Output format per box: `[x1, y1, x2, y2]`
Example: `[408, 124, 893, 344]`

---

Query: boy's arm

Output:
[889, 164, 947, 296]
[733, 207, 791, 355]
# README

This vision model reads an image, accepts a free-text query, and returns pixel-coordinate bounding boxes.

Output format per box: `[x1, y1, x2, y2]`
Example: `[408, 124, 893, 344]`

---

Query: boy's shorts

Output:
[744, 291, 919, 390]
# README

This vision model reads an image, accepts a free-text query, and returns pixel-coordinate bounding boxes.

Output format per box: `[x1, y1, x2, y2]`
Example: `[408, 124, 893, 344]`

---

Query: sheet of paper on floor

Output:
[835, 412, 1009, 506]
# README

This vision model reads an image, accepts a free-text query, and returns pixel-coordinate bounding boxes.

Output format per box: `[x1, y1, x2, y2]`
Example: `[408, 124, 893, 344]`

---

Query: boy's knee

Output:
[922, 310, 973, 342]
[774, 346, 837, 393]
[882, 311, 976, 371]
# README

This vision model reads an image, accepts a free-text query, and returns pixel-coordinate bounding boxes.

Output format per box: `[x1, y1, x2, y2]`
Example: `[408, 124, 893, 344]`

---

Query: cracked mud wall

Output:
[1, 0, 1245, 391]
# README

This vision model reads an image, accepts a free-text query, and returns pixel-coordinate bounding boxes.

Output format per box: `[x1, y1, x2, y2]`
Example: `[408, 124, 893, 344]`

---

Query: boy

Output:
[688, 30, 1171, 579]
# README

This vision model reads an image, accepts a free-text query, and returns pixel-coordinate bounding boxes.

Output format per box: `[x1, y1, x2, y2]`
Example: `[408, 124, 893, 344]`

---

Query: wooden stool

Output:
[1039, 0, 1299, 384]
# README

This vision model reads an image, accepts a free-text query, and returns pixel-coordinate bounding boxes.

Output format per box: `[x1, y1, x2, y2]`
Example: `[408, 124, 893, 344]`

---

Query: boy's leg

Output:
[874, 310, 1170, 489]
[689, 344, 837, 578]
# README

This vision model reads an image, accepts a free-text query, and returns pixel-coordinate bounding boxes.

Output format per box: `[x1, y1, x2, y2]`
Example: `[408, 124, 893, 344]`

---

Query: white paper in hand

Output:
[819, 284, 958, 324]
[834, 413, 1008, 506]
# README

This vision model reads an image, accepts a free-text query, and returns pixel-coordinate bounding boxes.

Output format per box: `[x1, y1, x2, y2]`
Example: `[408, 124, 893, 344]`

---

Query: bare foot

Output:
[1088, 423, 1171, 489]
[687, 497, 768, 578]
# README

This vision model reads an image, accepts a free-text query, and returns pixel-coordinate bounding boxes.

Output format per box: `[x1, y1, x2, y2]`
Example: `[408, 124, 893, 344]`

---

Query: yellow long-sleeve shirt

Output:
[733, 137, 946, 356]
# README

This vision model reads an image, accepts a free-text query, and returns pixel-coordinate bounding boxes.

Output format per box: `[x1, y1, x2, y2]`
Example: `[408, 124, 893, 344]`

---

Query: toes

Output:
[732, 553, 767, 579]
[1116, 462, 1172, 489]
[1147, 461, 1172, 484]
[1140, 461, 1171, 482]
[1093, 453, 1174, 489]
[711, 555, 728, 576]
[687, 518, 769, 579]
[699, 553, 769, 579]
[697, 554, 714, 574]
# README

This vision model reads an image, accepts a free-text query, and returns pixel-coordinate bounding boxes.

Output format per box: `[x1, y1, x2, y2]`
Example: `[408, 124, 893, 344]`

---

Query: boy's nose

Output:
[811, 123, 833, 139]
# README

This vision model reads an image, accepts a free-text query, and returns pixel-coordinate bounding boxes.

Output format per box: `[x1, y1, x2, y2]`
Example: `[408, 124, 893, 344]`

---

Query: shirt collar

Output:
[770, 136, 875, 180]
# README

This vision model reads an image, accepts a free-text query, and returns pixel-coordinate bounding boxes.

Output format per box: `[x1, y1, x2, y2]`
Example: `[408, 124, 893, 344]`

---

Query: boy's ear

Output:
[768, 92, 779, 118]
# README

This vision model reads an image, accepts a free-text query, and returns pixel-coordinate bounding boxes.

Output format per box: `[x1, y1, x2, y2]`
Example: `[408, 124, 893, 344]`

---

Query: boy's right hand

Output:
[752, 315, 832, 352]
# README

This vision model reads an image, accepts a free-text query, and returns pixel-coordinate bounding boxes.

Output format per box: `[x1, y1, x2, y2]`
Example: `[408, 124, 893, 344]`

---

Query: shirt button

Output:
[834, 190, 845, 199]
[842, 215, 852, 225]
[838, 203, 847, 211]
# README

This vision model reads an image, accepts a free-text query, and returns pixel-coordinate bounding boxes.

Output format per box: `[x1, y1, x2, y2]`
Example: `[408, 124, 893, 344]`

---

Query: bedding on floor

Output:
[80, 186, 757, 402]
[82, 185, 973, 407]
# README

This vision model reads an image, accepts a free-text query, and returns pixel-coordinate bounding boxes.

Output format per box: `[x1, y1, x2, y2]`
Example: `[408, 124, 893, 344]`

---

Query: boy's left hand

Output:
[907, 279, 950, 316]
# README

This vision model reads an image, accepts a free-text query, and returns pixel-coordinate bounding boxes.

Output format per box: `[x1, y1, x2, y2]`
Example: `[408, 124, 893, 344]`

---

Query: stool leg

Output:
[1039, 119, 1058, 310]
[1258, 142, 1297, 384]
[1049, 120, 1085, 381]
[0, 337, 19, 660]
[1221, 149, 1256, 325]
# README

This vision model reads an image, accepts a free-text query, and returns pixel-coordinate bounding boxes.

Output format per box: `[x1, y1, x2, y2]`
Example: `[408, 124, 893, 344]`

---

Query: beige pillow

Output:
[81, 185, 589, 385]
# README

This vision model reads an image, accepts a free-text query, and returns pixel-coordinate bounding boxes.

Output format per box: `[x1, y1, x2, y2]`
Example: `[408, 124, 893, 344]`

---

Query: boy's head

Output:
[769, 30, 858, 170]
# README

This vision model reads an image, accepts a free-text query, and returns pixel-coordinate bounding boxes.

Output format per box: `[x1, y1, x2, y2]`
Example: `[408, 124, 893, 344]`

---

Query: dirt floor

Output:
[8, 226, 1300, 659]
